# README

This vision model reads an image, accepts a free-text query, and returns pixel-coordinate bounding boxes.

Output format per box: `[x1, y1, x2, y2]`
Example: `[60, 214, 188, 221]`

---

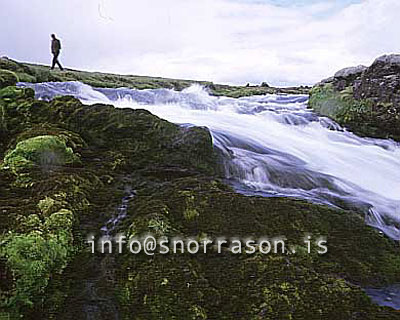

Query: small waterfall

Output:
[101, 190, 136, 236]
[19, 81, 400, 239]
[81, 189, 134, 320]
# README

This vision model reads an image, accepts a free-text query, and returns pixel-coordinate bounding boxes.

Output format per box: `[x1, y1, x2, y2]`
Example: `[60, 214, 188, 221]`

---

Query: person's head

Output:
[51, 34, 56, 40]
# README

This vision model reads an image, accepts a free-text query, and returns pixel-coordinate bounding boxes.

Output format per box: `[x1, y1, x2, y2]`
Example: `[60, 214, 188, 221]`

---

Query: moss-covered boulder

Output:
[0, 69, 18, 89]
[310, 54, 400, 141]
[3, 135, 79, 174]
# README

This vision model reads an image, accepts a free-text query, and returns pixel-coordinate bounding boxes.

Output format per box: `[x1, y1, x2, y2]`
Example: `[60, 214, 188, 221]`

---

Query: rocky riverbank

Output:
[309, 54, 400, 142]
[1, 64, 400, 319]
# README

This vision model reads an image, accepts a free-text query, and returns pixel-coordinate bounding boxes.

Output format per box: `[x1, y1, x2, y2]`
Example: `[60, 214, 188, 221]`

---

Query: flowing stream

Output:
[19, 81, 400, 241]
[101, 190, 135, 236]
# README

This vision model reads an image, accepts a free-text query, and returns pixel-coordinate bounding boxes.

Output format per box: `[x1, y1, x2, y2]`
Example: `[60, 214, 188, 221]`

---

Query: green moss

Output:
[181, 191, 200, 221]
[21, 214, 42, 232]
[0, 69, 18, 88]
[44, 209, 74, 232]
[308, 84, 394, 139]
[183, 207, 200, 221]
[3, 135, 80, 174]
[115, 178, 400, 319]
[127, 202, 174, 237]
[0, 85, 26, 100]
[0, 86, 35, 103]
[308, 84, 354, 118]
[0, 171, 95, 315]
[147, 216, 172, 236]
[37, 196, 66, 217]
[15, 72, 36, 83]
[1, 230, 74, 311]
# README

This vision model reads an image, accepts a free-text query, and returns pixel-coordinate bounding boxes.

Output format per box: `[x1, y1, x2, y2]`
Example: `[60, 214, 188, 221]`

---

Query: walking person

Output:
[50, 34, 64, 71]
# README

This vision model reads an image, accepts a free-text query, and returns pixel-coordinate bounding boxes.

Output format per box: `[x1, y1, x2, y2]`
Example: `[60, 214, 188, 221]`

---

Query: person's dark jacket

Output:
[51, 39, 61, 54]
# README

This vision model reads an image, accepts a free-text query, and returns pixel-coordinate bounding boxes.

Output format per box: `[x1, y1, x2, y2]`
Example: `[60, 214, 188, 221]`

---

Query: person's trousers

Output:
[51, 52, 64, 70]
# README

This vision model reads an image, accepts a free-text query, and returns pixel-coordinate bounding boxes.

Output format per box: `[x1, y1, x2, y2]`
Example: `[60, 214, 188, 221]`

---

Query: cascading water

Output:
[19, 81, 400, 240]
[101, 190, 136, 236]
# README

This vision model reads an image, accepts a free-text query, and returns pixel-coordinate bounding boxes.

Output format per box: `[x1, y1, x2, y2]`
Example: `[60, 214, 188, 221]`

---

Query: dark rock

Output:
[310, 54, 400, 141]
[334, 65, 367, 79]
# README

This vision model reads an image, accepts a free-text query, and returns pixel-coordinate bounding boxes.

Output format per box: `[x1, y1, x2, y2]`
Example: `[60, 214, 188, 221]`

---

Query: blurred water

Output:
[365, 285, 400, 310]
[19, 81, 400, 239]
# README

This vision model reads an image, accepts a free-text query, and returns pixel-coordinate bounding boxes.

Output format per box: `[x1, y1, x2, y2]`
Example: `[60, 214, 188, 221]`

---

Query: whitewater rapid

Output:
[19, 81, 400, 239]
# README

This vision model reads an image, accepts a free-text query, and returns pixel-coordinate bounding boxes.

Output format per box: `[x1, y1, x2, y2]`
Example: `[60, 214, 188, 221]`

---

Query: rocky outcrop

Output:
[0, 86, 217, 317]
[334, 65, 367, 78]
[309, 54, 400, 141]
[353, 55, 400, 106]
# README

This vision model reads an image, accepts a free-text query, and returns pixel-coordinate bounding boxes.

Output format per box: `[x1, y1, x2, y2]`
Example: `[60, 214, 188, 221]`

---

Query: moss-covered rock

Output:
[310, 54, 400, 141]
[113, 178, 400, 319]
[3, 135, 79, 174]
[0, 69, 18, 89]
[0, 80, 220, 318]
[44, 209, 74, 231]
[1, 230, 74, 312]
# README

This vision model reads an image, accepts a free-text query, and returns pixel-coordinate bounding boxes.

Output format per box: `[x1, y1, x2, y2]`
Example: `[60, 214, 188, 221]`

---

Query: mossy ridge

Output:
[114, 177, 400, 319]
[0, 83, 218, 317]
[0, 86, 217, 177]
[0, 57, 310, 97]
[119, 177, 400, 286]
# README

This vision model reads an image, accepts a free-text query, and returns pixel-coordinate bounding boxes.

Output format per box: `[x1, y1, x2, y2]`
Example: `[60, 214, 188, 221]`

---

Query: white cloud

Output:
[1, 0, 399, 86]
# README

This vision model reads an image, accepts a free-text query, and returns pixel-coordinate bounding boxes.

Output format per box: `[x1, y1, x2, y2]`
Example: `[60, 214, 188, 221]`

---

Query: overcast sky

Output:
[1, 0, 399, 86]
